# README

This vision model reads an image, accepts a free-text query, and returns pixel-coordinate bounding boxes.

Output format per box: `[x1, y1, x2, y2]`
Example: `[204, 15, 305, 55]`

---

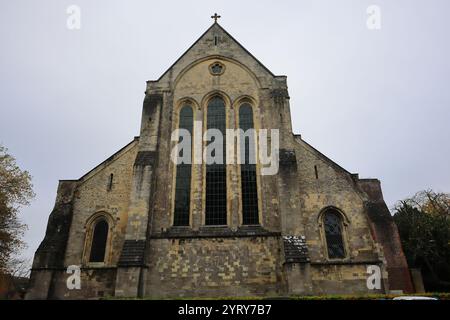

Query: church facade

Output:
[27, 21, 414, 299]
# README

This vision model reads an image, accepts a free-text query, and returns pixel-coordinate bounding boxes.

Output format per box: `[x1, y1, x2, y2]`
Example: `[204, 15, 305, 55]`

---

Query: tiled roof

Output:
[118, 240, 146, 267]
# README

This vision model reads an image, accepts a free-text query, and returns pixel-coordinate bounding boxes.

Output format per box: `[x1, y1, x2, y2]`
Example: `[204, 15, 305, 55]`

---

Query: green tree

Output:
[393, 190, 450, 291]
[0, 145, 35, 274]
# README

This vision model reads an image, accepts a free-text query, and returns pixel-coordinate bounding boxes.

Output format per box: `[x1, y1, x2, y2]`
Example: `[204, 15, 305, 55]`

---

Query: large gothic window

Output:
[239, 103, 259, 225]
[323, 210, 346, 259]
[89, 219, 109, 263]
[205, 96, 227, 225]
[173, 105, 193, 226]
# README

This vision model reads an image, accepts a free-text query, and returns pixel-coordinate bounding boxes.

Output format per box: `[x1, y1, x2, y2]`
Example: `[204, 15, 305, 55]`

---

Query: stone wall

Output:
[310, 263, 385, 295]
[293, 136, 381, 264]
[64, 139, 138, 267]
[27, 22, 412, 299]
[358, 179, 414, 293]
[26, 180, 77, 299]
[144, 236, 284, 298]
[47, 268, 116, 299]
[149, 56, 287, 234]
[27, 139, 139, 299]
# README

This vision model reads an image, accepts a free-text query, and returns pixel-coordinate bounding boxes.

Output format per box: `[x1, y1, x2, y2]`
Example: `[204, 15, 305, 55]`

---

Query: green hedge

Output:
[105, 292, 450, 300]
[289, 292, 450, 300]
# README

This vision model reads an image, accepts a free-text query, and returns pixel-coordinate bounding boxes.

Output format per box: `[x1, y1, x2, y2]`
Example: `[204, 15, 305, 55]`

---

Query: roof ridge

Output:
[77, 137, 139, 182]
[151, 22, 276, 82]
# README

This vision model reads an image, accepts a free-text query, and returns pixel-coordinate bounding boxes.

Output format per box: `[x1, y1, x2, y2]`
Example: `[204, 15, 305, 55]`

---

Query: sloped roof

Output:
[294, 134, 353, 176]
[76, 137, 139, 182]
[153, 22, 278, 82]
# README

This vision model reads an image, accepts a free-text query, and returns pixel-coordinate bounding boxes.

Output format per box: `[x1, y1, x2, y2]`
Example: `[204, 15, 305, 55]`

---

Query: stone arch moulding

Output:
[317, 206, 351, 261]
[82, 211, 115, 266]
[201, 90, 233, 111]
[232, 95, 259, 110]
[173, 55, 263, 90]
[175, 97, 200, 111]
[317, 206, 351, 226]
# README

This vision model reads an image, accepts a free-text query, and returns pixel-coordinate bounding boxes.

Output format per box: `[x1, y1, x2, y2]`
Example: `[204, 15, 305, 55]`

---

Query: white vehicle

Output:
[393, 296, 438, 300]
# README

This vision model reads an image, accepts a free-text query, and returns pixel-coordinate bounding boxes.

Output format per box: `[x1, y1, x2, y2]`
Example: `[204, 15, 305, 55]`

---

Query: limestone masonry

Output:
[26, 22, 414, 299]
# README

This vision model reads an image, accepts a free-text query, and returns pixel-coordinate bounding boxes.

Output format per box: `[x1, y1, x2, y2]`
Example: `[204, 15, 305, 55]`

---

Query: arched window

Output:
[239, 103, 259, 225]
[323, 210, 346, 259]
[205, 96, 227, 225]
[173, 105, 193, 226]
[89, 219, 109, 263]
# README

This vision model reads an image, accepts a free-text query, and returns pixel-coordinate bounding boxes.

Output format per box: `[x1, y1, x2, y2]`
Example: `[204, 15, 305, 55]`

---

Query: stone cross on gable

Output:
[211, 13, 221, 22]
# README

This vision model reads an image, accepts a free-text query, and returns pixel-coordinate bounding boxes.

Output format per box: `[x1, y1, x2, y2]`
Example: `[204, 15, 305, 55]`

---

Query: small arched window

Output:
[89, 219, 109, 263]
[173, 105, 193, 226]
[323, 210, 346, 259]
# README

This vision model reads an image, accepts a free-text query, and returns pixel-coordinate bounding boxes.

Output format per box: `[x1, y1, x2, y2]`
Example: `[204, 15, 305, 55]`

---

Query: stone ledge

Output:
[310, 260, 383, 266]
[149, 225, 281, 239]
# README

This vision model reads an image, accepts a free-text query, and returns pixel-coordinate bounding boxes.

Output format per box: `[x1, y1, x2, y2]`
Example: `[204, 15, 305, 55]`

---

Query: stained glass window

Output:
[173, 105, 193, 226]
[205, 97, 227, 225]
[324, 210, 345, 259]
[239, 104, 259, 225]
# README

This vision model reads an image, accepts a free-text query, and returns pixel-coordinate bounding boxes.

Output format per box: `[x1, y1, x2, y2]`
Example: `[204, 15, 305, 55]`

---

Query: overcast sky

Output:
[1, 0, 449, 262]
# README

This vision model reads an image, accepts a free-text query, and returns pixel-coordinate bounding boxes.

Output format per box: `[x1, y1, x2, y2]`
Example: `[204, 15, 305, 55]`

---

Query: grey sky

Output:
[1, 0, 449, 261]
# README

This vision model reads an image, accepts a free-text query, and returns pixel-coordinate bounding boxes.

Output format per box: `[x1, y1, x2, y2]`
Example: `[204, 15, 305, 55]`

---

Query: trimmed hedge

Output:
[105, 292, 450, 300]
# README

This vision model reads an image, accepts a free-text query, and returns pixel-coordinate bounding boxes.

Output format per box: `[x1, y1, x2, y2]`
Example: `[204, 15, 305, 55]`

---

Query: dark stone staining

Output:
[365, 201, 414, 291]
[283, 236, 309, 263]
[33, 204, 73, 269]
[365, 202, 393, 224]
[270, 89, 289, 99]
[271, 89, 289, 104]
[359, 179, 415, 293]
[140, 94, 163, 143]
[134, 151, 157, 167]
[279, 149, 297, 172]
[118, 240, 146, 267]
[32, 181, 76, 269]
[359, 179, 384, 202]
[143, 94, 163, 113]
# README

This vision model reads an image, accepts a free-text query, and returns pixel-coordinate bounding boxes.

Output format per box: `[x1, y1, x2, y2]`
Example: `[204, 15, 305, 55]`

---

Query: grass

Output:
[103, 292, 450, 300]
